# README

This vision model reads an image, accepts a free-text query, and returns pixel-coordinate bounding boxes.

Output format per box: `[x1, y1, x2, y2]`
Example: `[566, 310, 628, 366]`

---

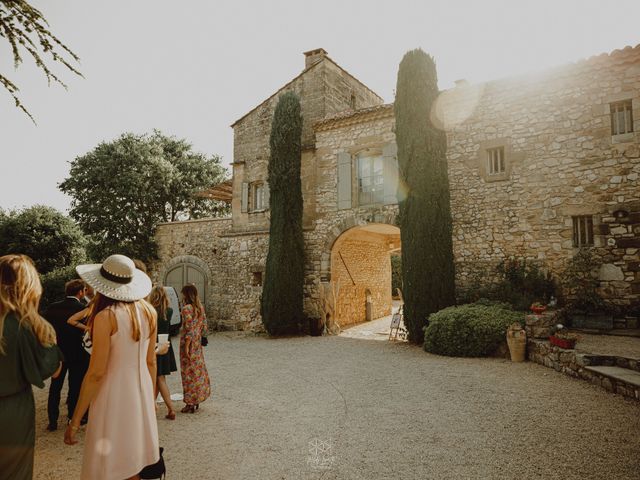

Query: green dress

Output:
[0, 313, 63, 480]
[156, 307, 177, 376]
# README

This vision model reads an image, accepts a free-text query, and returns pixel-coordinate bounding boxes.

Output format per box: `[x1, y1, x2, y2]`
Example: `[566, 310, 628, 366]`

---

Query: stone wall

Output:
[153, 217, 269, 331]
[331, 233, 393, 327]
[441, 46, 640, 308]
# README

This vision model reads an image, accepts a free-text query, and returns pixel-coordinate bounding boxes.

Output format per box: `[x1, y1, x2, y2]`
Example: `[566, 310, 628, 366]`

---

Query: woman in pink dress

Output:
[64, 254, 159, 480]
[179, 284, 210, 413]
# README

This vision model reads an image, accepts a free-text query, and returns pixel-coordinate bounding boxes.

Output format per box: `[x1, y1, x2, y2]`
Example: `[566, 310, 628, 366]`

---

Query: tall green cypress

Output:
[260, 91, 305, 335]
[395, 49, 456, 344]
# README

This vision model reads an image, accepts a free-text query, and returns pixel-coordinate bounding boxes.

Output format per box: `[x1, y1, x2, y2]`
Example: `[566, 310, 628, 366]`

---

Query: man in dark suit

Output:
[43, 279, 89, 431]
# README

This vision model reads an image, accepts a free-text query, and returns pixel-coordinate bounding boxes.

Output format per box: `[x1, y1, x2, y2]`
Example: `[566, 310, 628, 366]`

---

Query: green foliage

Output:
[0, 0, 82, 121]
[424, 304, 524, 357]
[0, 205, 86, 274]
[391, 253, 402, 296]
[260, 92, 305, 336]
[563, 248, 606, 312]
[395, 49, 456, 343]
[59, 130, 228, 262]
[40, 265, 80, 311]
[459, 258, 556, 311]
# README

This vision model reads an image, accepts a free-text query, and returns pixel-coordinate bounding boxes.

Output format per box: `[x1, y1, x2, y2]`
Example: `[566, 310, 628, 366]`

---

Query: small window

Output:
[487, 147, 505, 175]
[610, 100, 633, 135]
[357, 155, 384, 206]
[572, 216, 594, 247]
[251, 182, 264, 211]
[251, 272, 263, 286]
[350, 93, 357, 110]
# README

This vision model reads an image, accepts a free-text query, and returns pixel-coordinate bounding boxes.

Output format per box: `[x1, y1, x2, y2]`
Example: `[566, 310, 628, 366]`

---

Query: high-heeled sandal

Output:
[181, 405, 195, 414]
[165, 410, 176, 420]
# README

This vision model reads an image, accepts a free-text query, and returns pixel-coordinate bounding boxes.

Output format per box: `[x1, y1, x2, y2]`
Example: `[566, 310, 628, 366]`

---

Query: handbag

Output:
[82, 331, 92, 355]
[139, 447, 166, 479]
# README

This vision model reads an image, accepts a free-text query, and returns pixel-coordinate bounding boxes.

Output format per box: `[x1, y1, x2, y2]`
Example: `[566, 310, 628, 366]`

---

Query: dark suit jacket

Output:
[44, 297, 88, 364]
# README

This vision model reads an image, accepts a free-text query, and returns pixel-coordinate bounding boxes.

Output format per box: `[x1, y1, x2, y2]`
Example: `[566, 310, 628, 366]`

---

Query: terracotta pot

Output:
[549, 335, 576, 349]
[530, 306, 546, 315]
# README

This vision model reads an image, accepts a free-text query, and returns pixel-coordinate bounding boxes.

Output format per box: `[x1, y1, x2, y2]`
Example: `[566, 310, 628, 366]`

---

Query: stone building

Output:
[153, 45, 640, 331]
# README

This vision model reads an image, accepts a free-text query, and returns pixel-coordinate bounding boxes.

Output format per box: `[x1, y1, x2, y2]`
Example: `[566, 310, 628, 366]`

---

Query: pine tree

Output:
[260, 91, 305, 335]
[395, 49, 456, 343]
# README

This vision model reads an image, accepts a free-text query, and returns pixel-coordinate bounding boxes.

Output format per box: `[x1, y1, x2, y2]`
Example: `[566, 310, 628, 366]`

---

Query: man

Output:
[82, 284, 94, 306]
[43, 279, 89, 431]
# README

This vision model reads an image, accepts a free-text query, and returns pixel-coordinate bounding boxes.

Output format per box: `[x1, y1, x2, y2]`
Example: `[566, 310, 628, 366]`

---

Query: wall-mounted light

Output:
[613, 209, 629, 220]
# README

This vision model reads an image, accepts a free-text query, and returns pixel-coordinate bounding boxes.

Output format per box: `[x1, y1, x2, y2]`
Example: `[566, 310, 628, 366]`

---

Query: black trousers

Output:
[47, 359, 89, 425]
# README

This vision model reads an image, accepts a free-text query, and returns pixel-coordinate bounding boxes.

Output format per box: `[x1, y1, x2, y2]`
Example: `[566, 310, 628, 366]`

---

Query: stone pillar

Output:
[525, 310, 561, 339]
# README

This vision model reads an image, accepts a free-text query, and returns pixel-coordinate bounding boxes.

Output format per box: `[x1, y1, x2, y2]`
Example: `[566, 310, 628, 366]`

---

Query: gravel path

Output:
[33, 333, 640, 479]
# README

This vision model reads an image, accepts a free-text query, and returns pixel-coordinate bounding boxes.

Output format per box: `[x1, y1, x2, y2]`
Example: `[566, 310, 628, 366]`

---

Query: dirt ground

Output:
[33, 329, 640, 480]
[575, 332, 640, 359]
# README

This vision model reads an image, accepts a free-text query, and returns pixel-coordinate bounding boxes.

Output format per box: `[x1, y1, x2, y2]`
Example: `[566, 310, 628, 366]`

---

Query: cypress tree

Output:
[260, 91, 305, 335]
[395, 49, 456, 343]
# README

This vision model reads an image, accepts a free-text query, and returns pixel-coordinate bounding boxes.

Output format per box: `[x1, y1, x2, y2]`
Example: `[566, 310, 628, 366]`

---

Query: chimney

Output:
[303, 48, 328, 69]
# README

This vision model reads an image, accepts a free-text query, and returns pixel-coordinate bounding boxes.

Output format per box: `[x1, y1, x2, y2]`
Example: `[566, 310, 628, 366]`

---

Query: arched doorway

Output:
[329, 223, 400, 327]
[164, 262, 208, 306]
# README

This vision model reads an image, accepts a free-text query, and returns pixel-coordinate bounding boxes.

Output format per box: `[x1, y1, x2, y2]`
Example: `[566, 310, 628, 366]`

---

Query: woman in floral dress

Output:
[179, 284, 210, 413]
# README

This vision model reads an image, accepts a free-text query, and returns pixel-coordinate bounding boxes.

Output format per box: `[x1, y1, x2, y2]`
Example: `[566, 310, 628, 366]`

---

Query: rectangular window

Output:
[252, 183, 264, 211]
[357, 155, 384, 205]
[251, 271, 263, 286]
[572, 216, 594, 247]
[487, 147, 505, 175]
[610, 100, 633, 135]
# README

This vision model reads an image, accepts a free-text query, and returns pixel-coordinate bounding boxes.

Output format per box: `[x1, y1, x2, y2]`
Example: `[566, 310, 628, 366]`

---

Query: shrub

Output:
[424, 304, 524, 357]
[40, 265, 81, 311]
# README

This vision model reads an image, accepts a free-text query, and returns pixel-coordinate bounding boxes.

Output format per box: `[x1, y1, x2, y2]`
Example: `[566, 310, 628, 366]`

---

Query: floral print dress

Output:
[179, 304, 211, 405]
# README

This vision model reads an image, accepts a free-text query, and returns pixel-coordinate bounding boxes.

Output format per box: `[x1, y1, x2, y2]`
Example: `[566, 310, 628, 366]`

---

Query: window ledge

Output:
[485, 172, 510, 183]
[611, 132, 635, 144]
[248, 209, 268, 214]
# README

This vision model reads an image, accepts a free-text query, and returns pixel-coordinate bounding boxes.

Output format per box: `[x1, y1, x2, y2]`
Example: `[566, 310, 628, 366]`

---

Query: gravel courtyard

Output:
[33, 332, 640, 480]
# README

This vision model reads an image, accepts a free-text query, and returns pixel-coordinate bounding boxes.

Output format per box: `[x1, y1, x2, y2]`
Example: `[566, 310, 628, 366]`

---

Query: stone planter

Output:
[549, 335, 576, 349]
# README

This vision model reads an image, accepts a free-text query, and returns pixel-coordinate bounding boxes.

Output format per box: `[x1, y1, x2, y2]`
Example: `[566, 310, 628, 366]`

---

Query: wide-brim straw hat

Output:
[76, 254, 152, 302]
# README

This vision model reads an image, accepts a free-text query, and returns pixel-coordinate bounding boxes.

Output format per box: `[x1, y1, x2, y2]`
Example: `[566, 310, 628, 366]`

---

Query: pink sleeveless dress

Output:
[81, 303, 159, 480]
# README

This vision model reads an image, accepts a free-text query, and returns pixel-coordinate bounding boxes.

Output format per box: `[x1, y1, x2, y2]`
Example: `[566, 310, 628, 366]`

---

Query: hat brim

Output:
[76, 263, 152, 302]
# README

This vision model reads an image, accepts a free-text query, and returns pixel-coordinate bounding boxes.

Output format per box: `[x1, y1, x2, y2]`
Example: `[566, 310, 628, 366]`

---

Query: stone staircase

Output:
[525, 311, 640, 401]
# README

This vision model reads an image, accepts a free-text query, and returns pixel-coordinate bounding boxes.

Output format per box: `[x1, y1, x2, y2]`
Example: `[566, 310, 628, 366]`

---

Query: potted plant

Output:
[530, 302, 547, 315]
[549, 324, 578, 349]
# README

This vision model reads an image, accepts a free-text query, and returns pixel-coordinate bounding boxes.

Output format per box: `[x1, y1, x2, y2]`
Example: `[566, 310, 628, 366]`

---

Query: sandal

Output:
[181, 405, 195, 414]
[165, 411, 176, 420]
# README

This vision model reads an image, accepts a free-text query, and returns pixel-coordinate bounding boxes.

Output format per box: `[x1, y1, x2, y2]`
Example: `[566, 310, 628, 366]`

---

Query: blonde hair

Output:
[87, 292, 156, 342]
[148, 286, 169, 321]
[0, 254, 56, 355]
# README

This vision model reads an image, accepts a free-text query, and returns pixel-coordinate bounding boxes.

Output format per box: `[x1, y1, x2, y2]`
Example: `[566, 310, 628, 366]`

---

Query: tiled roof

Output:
[315, 104, 394, 131]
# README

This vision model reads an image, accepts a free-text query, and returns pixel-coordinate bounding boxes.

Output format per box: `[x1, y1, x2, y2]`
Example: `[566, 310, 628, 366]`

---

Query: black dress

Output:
[0, 313, 63, 480]
[156, 307, 177, 376]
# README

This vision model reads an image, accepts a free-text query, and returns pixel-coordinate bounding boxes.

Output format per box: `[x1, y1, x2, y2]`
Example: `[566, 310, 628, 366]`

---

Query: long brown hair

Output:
[0, 254, 56, 355]
[181, 284, 203, 318]
[86, 292, 156, 341]
[148, 286, 169, 321]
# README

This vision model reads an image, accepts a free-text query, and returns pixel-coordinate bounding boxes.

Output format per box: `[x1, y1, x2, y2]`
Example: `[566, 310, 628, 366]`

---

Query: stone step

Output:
[585, 366, 640, 389]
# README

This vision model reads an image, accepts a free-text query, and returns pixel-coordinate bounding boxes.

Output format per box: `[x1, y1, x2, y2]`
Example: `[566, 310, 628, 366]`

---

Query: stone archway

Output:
[321, 212, 400, 328]
[160, 255, 212, 308]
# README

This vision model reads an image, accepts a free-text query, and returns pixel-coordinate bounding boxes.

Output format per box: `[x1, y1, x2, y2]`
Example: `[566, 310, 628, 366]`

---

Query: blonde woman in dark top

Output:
[149, 286, 177, 419]
[0, 254, 63, 480]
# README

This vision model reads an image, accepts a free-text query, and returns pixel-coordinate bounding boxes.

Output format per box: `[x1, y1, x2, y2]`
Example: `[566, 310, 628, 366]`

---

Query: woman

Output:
[0, 254, 63, 480]
[64, 254, 159, 480]
[148, 286, 177, 419]
[180, 284, 210, 413]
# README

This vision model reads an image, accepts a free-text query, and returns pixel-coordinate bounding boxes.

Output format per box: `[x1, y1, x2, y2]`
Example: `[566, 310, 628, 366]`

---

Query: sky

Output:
[1, 0, 639, 213]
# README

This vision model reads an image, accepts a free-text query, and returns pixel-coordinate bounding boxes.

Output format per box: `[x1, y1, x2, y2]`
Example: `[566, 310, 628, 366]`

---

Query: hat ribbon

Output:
[100, 266, 133, 284]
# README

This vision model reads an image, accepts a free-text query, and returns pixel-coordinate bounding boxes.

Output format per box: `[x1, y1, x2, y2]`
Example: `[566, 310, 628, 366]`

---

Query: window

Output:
[487, 147, 505, 175]
[357, 155, 384, 205]
[251, 182, 264, 211]
[572, 216, 594, 247]
[350, 93, 357, 110]
[610, 100, 633, 135]
[251, 271, 263, 286]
